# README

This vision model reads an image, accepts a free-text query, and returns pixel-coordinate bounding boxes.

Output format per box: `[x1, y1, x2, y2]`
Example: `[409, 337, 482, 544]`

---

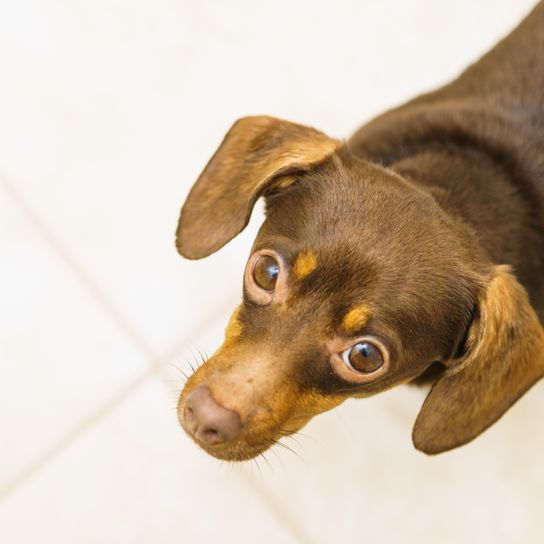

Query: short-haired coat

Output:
[176, 2, 544, 460]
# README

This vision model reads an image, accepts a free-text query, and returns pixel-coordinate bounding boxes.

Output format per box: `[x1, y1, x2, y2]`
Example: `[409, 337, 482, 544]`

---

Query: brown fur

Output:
[177, 116, 340, 259]
[176, 2, 544, 459]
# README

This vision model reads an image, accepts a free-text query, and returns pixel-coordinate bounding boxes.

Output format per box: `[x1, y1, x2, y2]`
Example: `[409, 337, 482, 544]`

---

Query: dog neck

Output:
[372, 132, 544, 321]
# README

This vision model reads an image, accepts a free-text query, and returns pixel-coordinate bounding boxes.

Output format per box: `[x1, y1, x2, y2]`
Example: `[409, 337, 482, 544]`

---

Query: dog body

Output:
[177, 2, 544, 460]
[350, 3, 544, 320]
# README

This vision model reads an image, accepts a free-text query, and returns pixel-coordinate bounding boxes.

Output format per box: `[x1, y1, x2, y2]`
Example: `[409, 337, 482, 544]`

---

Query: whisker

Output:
[169, 362, 189, 380]
[277, 431, 307, 452]
[175, 369, 189, 384]
[277, 429, 315, 442]
[281, 434, 304, 451]
[274, 440, 306, 464]
[196, 348, 208, 366]
[259, 452, 273, 473]
[192, 352, 201, 369]
[268, 447, 285, 470]
[291, 430, 318, 444]
[253, 458, 263, 479]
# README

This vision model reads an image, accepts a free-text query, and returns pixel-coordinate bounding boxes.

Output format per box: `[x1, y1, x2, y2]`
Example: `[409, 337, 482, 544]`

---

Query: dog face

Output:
[176, 116, 544, 460]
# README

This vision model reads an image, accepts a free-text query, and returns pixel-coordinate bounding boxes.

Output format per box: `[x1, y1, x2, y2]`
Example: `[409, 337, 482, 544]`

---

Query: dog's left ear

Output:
[177, 116, 340, 259]
[413, 265, 544, 454]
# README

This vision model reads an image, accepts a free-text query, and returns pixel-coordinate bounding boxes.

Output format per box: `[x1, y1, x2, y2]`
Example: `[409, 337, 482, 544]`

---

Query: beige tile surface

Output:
[0, 377, 303, 544]
[239, 383, 544, 543]
[0, 184, 148, 492]
[1, 0, 543, 543]
[0, 0, 264, 356]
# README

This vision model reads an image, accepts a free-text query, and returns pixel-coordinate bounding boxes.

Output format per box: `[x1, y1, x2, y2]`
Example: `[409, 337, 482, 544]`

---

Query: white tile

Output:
[0, 0, 263, 356]
[0, 378, 302, 544]
[0, 187, 148, 490]
[233, 383, 544, 544]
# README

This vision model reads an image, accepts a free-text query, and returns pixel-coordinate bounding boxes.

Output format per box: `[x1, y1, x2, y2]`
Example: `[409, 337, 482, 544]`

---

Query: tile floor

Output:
[1, 0, 543, 542]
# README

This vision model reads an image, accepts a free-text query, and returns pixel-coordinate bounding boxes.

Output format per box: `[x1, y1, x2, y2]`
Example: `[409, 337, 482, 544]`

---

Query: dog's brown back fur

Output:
[351, 1, 544, 318]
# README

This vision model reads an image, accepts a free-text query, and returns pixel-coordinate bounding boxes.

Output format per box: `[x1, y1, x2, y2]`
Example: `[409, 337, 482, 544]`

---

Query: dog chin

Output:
[189, 436, 275, 462]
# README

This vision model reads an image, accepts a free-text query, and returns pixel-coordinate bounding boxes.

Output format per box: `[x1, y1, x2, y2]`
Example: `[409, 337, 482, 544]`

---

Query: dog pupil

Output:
[254, 255, 279, 290]
[350, 342, 382, 373]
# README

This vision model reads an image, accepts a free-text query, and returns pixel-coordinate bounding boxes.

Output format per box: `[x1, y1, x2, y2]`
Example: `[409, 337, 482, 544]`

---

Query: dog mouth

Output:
[186, 433, 284, 462]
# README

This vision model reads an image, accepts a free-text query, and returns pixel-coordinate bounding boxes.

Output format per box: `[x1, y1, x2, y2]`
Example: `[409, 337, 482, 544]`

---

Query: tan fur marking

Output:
[343, 305, 371, 333]
[274, 175, 297, 190]
[224, 305, 243, 341]
[293, 250, 317, 279]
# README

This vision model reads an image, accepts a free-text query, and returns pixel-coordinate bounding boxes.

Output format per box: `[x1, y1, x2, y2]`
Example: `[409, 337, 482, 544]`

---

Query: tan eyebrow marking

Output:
[343, 305, 371, 333]
[293, 250, 317, 279]
[224, 305, 243, 341]
[275, 175, 297, 190]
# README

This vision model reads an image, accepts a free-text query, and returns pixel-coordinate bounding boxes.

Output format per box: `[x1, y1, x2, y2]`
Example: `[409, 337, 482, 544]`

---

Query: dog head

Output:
[176, 116, 544, 460]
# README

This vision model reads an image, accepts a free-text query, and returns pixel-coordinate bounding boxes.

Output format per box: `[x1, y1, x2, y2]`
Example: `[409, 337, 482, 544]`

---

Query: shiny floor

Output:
[1, 1, 543, 542]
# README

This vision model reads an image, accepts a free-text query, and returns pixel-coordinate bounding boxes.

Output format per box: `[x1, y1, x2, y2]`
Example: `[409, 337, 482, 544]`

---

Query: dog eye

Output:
[253, 255, 279, 291]
[343, 341, 383, 373]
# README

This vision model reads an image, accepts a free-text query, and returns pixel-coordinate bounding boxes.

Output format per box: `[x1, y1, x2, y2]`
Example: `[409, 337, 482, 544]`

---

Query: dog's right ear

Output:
[176, 116, 340, 259]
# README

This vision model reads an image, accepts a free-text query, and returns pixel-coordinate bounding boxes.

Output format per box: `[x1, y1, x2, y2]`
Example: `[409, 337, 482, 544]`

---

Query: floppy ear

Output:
[413, 265, 544, 454]
[176, 116, 339, 259]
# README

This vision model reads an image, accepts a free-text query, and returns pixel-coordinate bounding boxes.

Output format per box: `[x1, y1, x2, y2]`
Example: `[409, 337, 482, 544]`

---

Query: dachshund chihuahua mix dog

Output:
[176, 2, 544, 460]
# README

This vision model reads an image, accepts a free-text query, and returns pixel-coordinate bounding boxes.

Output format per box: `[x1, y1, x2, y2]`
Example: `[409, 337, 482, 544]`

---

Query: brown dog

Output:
[176, 2, 544, 460]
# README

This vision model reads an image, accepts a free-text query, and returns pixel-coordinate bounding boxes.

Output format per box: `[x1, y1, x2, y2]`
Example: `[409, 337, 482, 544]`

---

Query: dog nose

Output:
[183, 385, 242, 445]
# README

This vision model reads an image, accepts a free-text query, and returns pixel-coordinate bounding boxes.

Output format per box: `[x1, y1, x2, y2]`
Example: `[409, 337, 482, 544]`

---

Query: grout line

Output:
[0, 297, 238, 503]
[238, 471, 313, 544]
[1, 177, 311, 541]
[0, 366, 155, 502]
[0, 174, 241, 501]
[0, 176, 158, 362]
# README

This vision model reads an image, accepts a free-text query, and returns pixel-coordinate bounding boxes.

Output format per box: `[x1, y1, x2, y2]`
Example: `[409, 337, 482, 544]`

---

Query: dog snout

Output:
[183, 385, 242, 445]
